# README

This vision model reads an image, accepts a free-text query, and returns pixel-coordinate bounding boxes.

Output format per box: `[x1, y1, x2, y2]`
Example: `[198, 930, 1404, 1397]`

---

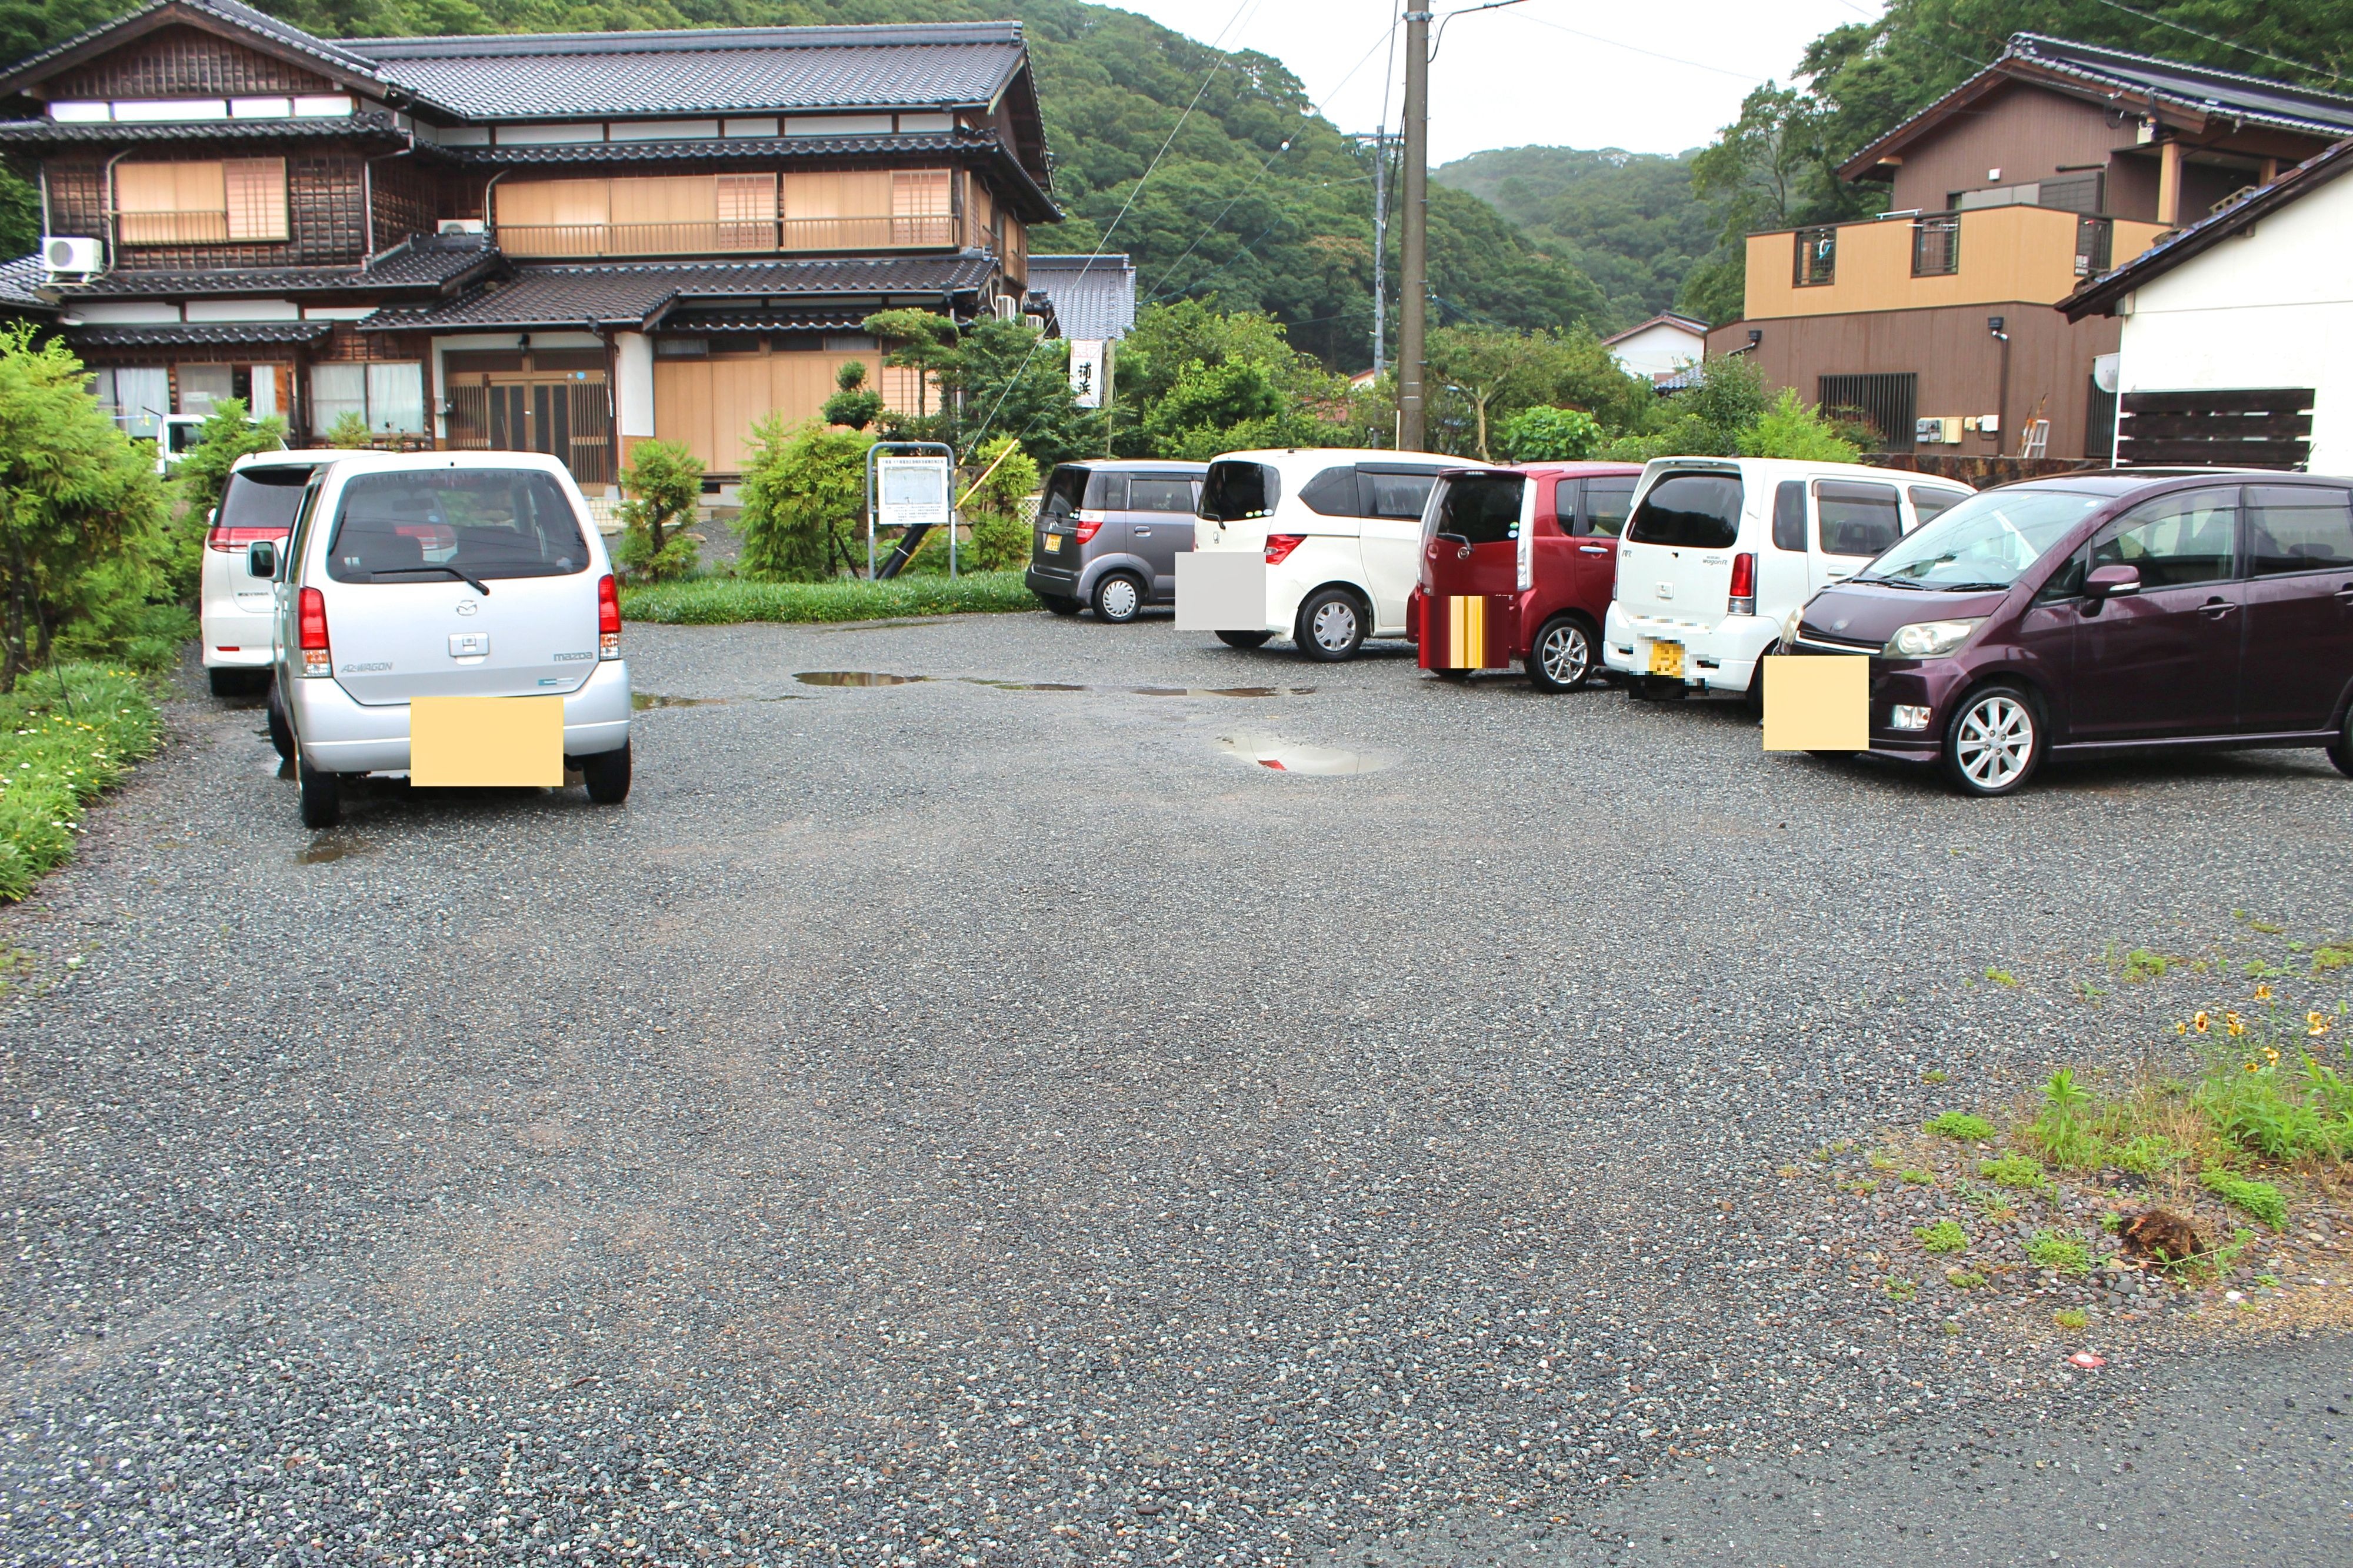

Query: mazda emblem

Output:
[455, 600, 479, 616]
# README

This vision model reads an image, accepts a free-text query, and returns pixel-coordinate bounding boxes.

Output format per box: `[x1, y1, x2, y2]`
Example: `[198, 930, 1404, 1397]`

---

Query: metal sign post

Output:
[864, 441, 956, 579]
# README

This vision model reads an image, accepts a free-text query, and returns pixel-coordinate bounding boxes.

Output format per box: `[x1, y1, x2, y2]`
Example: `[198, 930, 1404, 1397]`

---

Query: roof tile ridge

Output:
[2007, 29, 2353, 106]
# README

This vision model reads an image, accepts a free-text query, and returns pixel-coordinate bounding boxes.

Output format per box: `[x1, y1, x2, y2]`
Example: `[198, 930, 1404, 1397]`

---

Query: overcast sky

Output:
[1111, 0, 1879, 164]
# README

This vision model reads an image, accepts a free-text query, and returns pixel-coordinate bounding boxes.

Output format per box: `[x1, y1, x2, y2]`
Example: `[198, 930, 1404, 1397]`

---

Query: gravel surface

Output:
[2, 610, 2348, 1565]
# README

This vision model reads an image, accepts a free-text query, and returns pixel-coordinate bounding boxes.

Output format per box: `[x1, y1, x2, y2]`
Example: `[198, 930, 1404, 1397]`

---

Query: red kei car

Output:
[1407, 462, 1643, 689]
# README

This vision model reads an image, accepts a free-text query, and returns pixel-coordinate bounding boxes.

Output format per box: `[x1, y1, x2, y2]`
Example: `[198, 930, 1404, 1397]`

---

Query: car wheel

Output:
[1527, 616, 1594, 692]
[208, 667, 260, 698]
[1941, 683, 2045, 797]
[1092, 573, 1145, 624]
[582, 742, 632, 805]
[265, 680, 294, 762]
[1215, 629, 1272, 649]
[2328, 708, 2353, 780]
[1295, 588, 1367, 661]
[1041, 595, 1082, 616]
[297, 757, 340, 829]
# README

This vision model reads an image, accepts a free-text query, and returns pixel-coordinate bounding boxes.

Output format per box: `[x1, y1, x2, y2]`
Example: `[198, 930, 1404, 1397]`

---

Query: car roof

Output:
[1058, 459, 1207, 472]
[1217, 448, 1457, 472]
[229, 448, 344, 471]
[1641, 455, 1972, 489]
[317, 450, 576, 479]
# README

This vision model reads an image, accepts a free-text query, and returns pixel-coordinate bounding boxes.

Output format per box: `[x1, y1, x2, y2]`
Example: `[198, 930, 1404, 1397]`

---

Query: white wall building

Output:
[1600, 312, 1708, 383]
[2063, 138, 2353, 471]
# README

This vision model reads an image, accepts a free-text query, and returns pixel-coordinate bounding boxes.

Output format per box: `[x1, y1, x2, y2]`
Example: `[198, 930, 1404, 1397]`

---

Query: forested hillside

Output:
[1434, 146, 1713, 328]
[0, 0, 1611, 365]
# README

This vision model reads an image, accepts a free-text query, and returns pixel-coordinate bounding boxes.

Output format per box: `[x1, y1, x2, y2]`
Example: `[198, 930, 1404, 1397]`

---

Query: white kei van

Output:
[1601, 457, 1974, 703]
[1175, 448, 1457, 660]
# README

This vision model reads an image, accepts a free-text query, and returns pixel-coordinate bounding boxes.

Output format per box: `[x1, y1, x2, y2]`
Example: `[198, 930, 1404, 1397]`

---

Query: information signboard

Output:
[876, 455, 952, 530]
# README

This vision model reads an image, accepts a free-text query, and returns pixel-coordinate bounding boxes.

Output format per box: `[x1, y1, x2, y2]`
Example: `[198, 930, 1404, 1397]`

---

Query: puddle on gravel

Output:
[796, 670, 929, 687]
[1218, 732, 1392, 775]
[633, 692, 807, 709]
[793, 671, 1315, 698]
[295, 834, 374, 865]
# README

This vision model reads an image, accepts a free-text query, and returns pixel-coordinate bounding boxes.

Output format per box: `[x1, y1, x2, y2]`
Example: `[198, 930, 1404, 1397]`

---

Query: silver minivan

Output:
[1024, 459, 1208, 622]
[258, 452, 633, 828]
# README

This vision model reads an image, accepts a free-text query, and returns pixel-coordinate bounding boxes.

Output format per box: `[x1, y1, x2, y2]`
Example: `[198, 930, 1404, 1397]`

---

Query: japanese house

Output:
[1703, 33, 2353, 462]
[0, 0, 1058, 488]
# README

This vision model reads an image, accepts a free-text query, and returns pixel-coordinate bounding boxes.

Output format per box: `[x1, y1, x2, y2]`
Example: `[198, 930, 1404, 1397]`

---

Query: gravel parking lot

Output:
[2, 609, 2347, 1566]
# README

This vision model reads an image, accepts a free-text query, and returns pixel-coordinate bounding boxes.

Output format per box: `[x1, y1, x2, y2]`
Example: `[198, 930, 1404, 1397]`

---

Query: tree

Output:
[0, 326, 173, 690]
[942, 315, 1102, 467]
[861, 308, 958, 427]
[166, 396, 286, 600]
[614, 438, 704, 583]
[1497, 406, 1602, 462]
[1424, 324, 1652, 459]
[736, 418, 875, 582]
[819, 360, 884, 431]
[325, 411, 373, 449]
[1597, 353, 1771, 461]
[1738, 388, 1862, 461]
[957, 434, 1040, 572]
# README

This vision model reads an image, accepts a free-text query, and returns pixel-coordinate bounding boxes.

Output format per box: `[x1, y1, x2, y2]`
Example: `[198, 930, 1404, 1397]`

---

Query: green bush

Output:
[2024, 1229, 2089, 1276]
[738, 419, 876, 582]
[1924, 1112, 1995, 1142]
[1913, 1220, 1968, 1255]
[2199, 1167, 2287, 1230]
[166, 396, 286, 600]
[619, 571, 1033, 625]
[614, 439, 704, 584]
[0, 665, 160, 901]
[1737, 387, 1861, 462]
[325, 411, 373, 449]
[1496, 405, 1602, 462]
[959, 434, 1040, 572]
[819, 359, 885, 432]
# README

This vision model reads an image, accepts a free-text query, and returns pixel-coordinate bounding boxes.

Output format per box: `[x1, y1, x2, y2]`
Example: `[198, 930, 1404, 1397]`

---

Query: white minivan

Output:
[1601, 457, 1974, 702]
[201, 449, 342, 696]
[1177, 448, 1457, 659]
[258, 451, 633, 828]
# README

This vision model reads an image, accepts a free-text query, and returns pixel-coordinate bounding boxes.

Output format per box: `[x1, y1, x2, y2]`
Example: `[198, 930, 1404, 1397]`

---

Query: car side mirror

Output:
[246, 539, 278, 580]
[2083, 562, 2140, 603]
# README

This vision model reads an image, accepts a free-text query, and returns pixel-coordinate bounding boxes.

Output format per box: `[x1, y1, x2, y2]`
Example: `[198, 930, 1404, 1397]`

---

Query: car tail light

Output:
[297, 586, 331, 678]
[1072, 509, 1106, 543]
[206, 523, 289, 552]
[1264, 533, 1306, 565]
[1728, 552, 1757, 617]
[597, 572, 622, 659]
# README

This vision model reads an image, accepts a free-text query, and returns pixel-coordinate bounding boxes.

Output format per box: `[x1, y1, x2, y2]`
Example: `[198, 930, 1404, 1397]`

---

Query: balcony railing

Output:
[118, 209, 231, 245]
[496, 213, 959, 259]
[2074, 216, 2114, 277]
[1910, 215, 1960, 276]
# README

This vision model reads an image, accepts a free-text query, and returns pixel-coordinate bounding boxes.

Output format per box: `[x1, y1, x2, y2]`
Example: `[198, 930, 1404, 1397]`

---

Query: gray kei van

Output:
[1025, 459, 1208, 622]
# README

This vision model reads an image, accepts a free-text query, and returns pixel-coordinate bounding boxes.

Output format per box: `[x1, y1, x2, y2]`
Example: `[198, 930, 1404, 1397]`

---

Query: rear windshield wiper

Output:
[372, 564, 490, 596]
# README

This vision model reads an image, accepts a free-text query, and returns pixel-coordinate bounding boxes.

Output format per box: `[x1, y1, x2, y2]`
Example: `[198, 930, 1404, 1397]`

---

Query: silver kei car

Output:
[255, 451, 633, 829]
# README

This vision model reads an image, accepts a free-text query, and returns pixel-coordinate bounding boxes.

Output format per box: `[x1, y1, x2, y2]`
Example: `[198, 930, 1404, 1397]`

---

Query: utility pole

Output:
[1369, 129, 1388, 379]
[1398, 9, 1430, 452]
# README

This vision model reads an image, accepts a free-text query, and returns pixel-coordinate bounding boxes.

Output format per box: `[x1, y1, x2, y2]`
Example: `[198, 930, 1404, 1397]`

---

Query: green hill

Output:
[2, 0, 1614, 366]
[1436, 145, 1715, 329]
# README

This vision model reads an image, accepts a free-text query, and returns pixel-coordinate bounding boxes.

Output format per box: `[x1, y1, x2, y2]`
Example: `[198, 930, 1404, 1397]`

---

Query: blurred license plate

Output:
[1042, 535, 1062, 553]
[1648, 640, 1684, 678]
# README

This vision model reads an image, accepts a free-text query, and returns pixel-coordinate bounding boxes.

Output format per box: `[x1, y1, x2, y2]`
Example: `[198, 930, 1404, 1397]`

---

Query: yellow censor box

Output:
[409, 695, 565, 787]
[1761, 655, 1869, 752]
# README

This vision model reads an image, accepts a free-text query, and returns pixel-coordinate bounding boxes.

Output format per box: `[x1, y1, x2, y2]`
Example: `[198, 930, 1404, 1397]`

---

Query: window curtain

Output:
[311, 363, 366, 436]
[111, 368, 170, 440]
[365, 363, 426, 434]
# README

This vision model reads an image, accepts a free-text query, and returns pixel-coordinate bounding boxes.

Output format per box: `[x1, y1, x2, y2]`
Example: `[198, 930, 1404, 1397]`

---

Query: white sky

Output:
[1109, 0, 1880, 164]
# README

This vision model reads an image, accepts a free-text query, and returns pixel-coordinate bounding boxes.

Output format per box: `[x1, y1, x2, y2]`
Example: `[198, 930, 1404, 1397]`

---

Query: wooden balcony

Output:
[118, 209, 231, 245]
[1742, 205, 2171, 320]
[496, 213, 959, 259]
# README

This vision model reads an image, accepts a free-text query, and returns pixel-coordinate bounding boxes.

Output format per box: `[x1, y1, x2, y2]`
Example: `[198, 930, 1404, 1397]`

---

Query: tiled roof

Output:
[1600, 312, 1709, 346]
[1025, 254, 1135, 340]
[365, 252, 998, 331]
[62, 319, 337, 347]
[0, 254, 54, 312]
[0, 1, 384, 97]
[0, 113, 410, 146]
[55, 233, 498, 298]
[346, 24, 1027, 120]
[658, 310, 880, 334]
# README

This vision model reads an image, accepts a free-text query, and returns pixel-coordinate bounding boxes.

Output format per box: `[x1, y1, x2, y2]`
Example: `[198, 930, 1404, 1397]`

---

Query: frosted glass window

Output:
[366, 363, 425, 434]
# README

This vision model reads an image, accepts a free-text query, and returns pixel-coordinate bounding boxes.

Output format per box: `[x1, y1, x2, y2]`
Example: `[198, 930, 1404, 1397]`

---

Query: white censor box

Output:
[875, 455, 952, 529]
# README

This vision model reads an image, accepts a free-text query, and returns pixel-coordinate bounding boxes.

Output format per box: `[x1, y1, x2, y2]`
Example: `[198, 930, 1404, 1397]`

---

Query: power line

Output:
[2078, 0, 2344, 86]
[1507, 6, 1765, 84]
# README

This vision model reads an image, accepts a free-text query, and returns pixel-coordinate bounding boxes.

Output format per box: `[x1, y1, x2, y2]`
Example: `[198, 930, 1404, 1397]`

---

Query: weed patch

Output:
[1914, 1220, 1968, 1255]
[2025, 1230, 2091, 1276]
[1979, 1153, 2052, 1194]
[2052, 1307, 2089, 1330]
[0, 665, 160, 902]
[2198, 1168, 2287, 1230]
[620, 571, 1036, 625]
[1945, 1269, 1986, 1289]
[1925, 1112, 1995, 1142]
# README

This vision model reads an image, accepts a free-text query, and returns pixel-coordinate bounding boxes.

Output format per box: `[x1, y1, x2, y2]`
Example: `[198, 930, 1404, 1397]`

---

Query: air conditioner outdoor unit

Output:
[992, 295, 1021, 321]
[437, 218, 485, 235]
[42, 235, 102, 279]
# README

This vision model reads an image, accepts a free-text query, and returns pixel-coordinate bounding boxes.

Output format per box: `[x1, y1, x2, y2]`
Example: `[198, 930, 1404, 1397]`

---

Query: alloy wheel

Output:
[1954, 693, 2034, 791]
[1539, 622, 1589, 687]
[1310, 599, 1358, 653]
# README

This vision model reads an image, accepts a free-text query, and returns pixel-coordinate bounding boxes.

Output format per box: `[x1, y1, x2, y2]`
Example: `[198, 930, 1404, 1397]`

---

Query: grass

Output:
[2026, 1230, 2091, 1276]
[1899, 1169, 1935, 1186]
[2119, 948, 2177, 982]
[2199, 1168, 2288, 1230]
[0, 665, 161, 903]
[1925, 1112, 1995, 1142]
[1985, 968, 2018, 987]
[619, 570, 1037, 625]
[2052, 1308, 2089, 1330]
[1945, 1269, 1987, 1289]
[1914, 1220, 1968, 1255]
[1979, 1152, 2053, 1194]
[1884, 1277, 1919, 1303]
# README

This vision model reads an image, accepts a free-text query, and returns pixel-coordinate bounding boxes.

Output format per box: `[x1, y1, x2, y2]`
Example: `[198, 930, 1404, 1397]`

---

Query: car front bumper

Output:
[290, 658, 633, 775]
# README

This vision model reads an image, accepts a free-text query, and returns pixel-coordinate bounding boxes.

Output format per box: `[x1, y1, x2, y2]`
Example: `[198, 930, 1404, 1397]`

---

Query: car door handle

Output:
[2335, 582, 2353, 602]
[1578, 545, 1609, 555]
[2199, 598, 2237, 619]
[1133, 526, 1151, 536]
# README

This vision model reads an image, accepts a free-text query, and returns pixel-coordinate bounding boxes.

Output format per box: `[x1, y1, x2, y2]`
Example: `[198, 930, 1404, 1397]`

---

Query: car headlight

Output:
[1884, 618, 1984, 658]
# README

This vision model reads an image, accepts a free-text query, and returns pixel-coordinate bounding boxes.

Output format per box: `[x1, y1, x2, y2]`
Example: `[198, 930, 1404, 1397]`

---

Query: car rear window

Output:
[1200, 460, 1278, 522]
[1298, 465, 1359, 516]
[326, 469, 588, 583]
[1429, 473, 1524, 545]
[1361, 469, 1439, 521]
[1583, 477, 1635, 537]
[1041, 465, 1090, 518]
[1128, 475, 1198, 513]
[1086, 471, 1129, 510]
[1815, 479, 1903, 557]
[1628, 472, 1743, 549]
[218, 466, 311, 536]
[2247, 485, 2353, 576]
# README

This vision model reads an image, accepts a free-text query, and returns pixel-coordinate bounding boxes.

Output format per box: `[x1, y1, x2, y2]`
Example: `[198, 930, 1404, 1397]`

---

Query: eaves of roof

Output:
[1599, 312, 1709, 346]
[61, 319, 338, 347]
[48, 234, 500, 299]
[0, 112, 414, 148]
[2059, 135, 2353, 321]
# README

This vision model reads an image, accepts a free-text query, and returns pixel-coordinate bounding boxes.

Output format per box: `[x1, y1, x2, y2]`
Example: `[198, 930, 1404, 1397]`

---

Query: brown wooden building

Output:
[0, 0, 1059, 485]
[1704, 33, 2353, 462]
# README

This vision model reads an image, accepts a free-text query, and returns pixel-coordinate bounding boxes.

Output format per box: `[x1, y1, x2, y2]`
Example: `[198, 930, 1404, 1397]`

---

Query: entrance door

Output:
[2071, 486, 2245, 742]
[444, 349, 614, 485]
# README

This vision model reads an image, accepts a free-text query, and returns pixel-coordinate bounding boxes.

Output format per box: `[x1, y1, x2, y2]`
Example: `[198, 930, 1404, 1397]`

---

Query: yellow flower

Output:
[2193, 1012, 2210, 1033]
[2255, 983, 2274, 1003]
[2264, 1047, 2281, 1065]
[2226, 1011, 2247, 1037]
[2175, 1021, 2187, 1035]
[2312, 1012, 2334, 1037]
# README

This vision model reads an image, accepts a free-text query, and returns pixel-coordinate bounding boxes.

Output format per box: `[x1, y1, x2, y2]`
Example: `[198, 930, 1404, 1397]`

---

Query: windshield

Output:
[325, 469, 588, 583]
[1862, 486, 2107, 590]
[1199, 460, 1278, 522]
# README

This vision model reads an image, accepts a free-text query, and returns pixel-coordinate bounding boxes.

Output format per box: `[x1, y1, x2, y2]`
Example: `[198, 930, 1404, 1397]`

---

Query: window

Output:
[91, 366, 169, 439]
[1127, 475, 1197, 513]
[1911, 215, 1960, 276]
[1358, 468, 1439, 521]
[1628, 472, 1743, 549]
[716, 172, 776, 245]
[116, 158, 285, 243]
[2091, 488, 2239, 589]
[310, 362, 425, 438]
[1908, 486, 1962, 526]
[1554, 479, 1582, 532]
[2075, 216, 2114, 277]
[1794, 225, 1837, 286]
[1582, 477, 1634, 537]
[215, 465, 312, 539]
[1298, 465, 1359, 516]
[1817, 373, 1916, 453]
[2246, 485, 2353, 576]
[176, 363, 235, 415]
[326, 469, 587, 583]
[1815, 480, 1903, 558]
[892, 169, 953, 243]
[1199, 460, 1276, 521]
[1429, 473, 1524, 545]
[1771, 479, 1807, 552]
[1085, 472, 1129, 511]
[2039, 171, 2104, 215]
[1041, 465, 1089, 518]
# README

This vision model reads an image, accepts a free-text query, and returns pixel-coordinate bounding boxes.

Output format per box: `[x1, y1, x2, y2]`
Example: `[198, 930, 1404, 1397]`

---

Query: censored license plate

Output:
[1648, 640, 1685, 678]
[1042, 534, 1062, 553]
